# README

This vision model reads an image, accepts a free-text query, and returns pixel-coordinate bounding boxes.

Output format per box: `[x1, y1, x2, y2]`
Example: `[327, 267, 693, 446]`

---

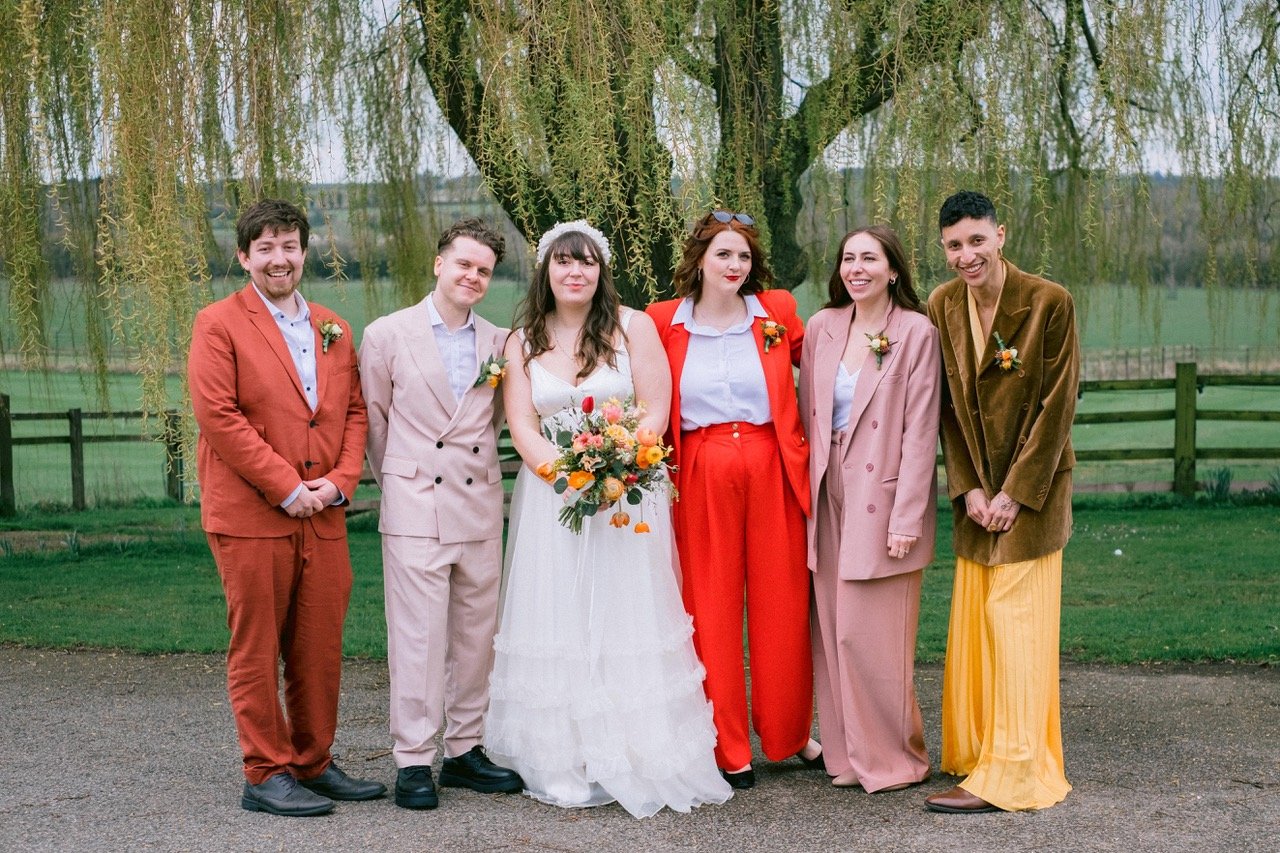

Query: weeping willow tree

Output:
[1, 0, 1278, 421]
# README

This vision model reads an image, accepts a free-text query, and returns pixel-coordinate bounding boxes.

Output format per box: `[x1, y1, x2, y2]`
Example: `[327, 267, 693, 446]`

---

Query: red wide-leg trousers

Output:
[208, 525, 353, 784]
[675, 422, 812, 771]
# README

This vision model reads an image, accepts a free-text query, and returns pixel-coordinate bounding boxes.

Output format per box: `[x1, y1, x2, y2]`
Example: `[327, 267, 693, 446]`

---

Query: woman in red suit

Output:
[646, 210, 821, 789]
[798, 225, 941, 793]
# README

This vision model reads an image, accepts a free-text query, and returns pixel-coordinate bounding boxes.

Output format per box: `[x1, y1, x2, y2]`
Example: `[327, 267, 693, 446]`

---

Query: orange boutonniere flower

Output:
[474, 354, 507, 389]
[319, 318, 343, 353]
[762, 318, 786, 352]
[865, 330, 895, 370]
[993, 332, 1022, 372]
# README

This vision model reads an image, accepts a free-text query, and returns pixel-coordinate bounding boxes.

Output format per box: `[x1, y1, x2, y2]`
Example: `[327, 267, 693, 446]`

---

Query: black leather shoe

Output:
[299, 762, 387, 801]
[396, 765, 439, 810]
[439, 746, 524, 793]
[241, 772, 334, 816]
[721, 768, 756, 790]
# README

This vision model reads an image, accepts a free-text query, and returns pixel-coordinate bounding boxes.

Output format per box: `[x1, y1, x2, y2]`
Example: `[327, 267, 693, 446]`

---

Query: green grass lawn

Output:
[2, 500, 1277, 664]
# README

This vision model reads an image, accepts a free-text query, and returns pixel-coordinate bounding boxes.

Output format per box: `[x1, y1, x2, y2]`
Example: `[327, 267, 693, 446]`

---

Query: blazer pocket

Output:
[381, 454, 417, 479]
[488, 465, 502, 484]
[878, 372, 905, 385]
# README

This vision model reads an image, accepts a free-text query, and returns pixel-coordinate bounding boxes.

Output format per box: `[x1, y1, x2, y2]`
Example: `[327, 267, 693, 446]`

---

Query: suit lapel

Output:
[309, 312, 329, 410]
[987, 263, 1032, 376]
[448, 315, 500, 431]
[842, 305, 899, 456]
[945, 285, 974, 400]
[810, 306, 850, 452]
[240, 286, 309, 405]
[403, 299, 460, 415]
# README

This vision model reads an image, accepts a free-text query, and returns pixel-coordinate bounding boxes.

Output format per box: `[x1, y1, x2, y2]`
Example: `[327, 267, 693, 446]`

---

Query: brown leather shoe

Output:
[924, 785, 1000, 813]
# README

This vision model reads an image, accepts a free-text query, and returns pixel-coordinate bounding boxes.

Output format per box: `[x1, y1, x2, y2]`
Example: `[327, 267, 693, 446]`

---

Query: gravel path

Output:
[2, 647, 1276, 852]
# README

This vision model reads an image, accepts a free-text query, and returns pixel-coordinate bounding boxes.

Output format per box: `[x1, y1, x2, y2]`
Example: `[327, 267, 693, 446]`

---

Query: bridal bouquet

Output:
[536, 395, 675, 533]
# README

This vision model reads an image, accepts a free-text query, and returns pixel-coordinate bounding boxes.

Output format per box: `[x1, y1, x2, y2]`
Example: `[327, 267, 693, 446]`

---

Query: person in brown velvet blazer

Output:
[189, 199, 383, 817]
[924, 191, 1079, 814]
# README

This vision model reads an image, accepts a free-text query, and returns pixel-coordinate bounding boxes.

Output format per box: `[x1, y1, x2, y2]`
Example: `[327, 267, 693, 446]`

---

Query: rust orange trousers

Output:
[674, 422, 813, 771]
[208, 525, 352, 784]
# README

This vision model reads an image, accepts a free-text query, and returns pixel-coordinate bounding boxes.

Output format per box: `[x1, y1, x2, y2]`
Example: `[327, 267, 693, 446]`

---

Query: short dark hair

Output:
[236, 199, 310, 253]
[672, 211, 773, 300]
[437, 217, 506, 264]
[938, 190, 998, 231]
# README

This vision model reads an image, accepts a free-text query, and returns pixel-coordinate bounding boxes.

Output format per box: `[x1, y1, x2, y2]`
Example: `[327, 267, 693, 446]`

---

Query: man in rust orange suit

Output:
[189, 198, 384, 817]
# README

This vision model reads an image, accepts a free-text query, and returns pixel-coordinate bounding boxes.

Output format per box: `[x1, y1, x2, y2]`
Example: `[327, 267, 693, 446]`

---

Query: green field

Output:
[1, 500, 1276, 664]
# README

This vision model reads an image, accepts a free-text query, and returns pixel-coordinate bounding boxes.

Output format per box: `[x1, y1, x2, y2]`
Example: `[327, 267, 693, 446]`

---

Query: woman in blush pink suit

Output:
[798, 225, 941, 792]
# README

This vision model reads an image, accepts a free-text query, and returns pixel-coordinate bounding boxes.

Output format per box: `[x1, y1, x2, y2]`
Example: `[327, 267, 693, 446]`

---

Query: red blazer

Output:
[189, 284, 368, 539]
[646, 289, 810, 515]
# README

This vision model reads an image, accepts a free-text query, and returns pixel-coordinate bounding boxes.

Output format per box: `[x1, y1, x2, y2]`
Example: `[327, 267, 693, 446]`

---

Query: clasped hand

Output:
[965, 488, 1021, 533]
[284, 477, 339, 518]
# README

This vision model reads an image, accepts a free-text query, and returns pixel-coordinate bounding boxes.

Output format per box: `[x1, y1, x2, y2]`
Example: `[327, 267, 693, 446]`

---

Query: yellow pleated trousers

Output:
[940, 552, 1072, 811]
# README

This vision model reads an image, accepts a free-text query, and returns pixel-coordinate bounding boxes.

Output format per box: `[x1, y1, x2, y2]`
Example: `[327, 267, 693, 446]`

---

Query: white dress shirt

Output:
[427, 292, 478, 403]
[673, 294, 772, 430]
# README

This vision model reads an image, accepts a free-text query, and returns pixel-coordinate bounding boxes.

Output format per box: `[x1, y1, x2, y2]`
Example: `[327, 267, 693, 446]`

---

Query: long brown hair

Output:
[823, 225, 923, 314]
[672, 212, 774, 300]
[515, 229, 623, 380]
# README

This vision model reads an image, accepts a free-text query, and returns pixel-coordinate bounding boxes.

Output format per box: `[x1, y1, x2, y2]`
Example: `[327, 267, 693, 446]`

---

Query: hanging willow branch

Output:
[0, 0, 1277, 424]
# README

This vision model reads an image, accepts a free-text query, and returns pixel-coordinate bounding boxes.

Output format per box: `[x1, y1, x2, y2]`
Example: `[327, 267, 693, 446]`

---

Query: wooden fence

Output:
[3, 362, 1279, 515]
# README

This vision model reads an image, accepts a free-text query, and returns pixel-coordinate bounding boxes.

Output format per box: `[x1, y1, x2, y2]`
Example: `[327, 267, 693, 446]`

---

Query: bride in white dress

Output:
[485, 221, 731, 818]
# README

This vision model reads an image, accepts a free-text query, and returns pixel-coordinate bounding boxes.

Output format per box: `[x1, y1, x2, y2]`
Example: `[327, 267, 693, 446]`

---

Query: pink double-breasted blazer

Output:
[359, 299, 508, 543]
[798, 304, 941, 579]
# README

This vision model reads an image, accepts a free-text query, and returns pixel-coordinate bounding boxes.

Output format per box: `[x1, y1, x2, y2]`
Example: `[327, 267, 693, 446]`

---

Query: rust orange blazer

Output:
[189, 284, 368, 539]
[646, 289, 810, 515]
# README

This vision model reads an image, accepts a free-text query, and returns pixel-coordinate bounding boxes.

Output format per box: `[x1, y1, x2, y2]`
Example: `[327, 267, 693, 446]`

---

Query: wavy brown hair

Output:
[672, 212, 774, 300]
[515, 229, 623, 380]
[824, 225, 924, 314]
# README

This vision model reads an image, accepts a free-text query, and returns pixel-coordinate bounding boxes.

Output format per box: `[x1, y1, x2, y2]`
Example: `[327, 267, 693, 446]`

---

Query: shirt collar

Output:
[252, 284, 309, 322]
[427, 291, 475, 332]
[672, 294, 766, 334]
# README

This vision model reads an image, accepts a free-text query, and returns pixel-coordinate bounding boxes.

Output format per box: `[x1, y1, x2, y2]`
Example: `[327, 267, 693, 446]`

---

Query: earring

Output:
[888, 277, 897, 287]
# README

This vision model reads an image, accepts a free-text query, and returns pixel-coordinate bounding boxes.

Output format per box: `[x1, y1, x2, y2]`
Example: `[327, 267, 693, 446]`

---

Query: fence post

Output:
[68, 408, 86, 510]
[164, 410, 183, 502]
[0, 394, 14, 516]
[1173, 362, 1197, 497]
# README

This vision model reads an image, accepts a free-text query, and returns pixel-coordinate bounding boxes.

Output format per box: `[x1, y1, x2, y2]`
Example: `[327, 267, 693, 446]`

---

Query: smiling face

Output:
[940, 215, 1006, 293]
[839, 232, 896, 311]
[237, 227, 306, 310]
[547, 246, 601, 309]
[433, 235, 497, 316]
[698, 230, 753, 299]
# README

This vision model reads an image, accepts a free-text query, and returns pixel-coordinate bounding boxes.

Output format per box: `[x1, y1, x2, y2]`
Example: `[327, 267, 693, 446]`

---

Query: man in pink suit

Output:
[359, 218, 523, 809]
[190, 198, 384, 817]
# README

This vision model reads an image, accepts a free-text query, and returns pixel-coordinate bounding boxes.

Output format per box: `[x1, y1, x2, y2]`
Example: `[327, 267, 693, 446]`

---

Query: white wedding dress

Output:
[485, 311, 731, 818]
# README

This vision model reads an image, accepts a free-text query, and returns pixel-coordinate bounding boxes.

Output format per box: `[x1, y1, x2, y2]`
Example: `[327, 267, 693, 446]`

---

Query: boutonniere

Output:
[319, 318, 344, 353]
[474, 354, 508, 389]
[865, 331, 895, 369]
[993, 332, 1022, 371]
[762, 318, 787, 353]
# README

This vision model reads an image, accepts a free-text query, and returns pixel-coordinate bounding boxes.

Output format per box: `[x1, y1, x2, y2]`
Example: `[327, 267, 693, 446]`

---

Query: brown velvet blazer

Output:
[926, 260, 1079, 565]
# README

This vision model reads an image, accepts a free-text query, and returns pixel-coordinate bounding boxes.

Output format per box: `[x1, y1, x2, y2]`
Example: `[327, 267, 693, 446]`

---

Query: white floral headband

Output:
[535, 220, 611, 266]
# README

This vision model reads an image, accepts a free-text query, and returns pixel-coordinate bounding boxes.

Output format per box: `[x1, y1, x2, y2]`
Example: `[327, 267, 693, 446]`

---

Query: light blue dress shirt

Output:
[427, 291, 478, 404]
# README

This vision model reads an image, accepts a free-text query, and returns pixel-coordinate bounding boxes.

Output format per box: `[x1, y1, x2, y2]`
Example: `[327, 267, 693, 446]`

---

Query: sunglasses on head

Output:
[708, 210, 755, 226]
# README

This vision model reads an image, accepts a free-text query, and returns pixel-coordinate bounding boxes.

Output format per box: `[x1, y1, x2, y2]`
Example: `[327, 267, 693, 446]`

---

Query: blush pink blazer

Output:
[798, 304, 941, 579]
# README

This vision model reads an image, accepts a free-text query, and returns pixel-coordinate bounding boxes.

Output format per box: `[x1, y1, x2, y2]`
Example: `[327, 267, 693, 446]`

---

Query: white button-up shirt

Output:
[427, 292, 478, 404]
[673, 294, 772, 430]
